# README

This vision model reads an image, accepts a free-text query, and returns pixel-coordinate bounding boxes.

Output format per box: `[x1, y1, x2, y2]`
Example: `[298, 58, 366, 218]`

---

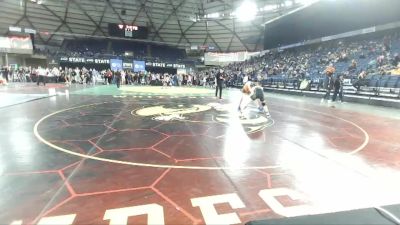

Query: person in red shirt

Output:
[105, 69, 113, 85]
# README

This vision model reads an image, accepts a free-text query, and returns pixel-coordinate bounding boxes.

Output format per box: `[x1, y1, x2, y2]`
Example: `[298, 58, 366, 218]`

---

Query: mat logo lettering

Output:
[11, 188, 310, 225]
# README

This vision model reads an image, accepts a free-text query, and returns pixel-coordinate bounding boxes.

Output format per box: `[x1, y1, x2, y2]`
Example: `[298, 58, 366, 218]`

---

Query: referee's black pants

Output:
[215, 81, 223, 99]
[37, 75, 46, 86]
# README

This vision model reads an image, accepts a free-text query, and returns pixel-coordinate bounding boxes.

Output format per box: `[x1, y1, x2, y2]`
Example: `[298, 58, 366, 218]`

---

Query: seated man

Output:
[352, 70, 368, 91]
[348, 59, 357, 72]
[238, 81, 270, 117]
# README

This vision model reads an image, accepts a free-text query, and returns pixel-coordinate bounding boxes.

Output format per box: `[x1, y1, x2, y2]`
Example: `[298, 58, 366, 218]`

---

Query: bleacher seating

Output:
[111, 40, 147, 58]
[221, 29, 400, 99]
[60, 38, 186, 62]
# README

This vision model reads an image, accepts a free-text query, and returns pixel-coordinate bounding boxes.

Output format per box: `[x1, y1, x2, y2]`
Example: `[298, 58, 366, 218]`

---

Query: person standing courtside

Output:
[322, 64, 335, 102]
[37, 66, 47, 86]
[2, 67, 9, 83]
[115, 70, 122, 88]
[215, 69, 225, 99]
[332, 75, 344, 102]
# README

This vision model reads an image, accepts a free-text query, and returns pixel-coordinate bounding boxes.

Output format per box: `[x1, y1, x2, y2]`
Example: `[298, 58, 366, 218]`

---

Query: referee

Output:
[215, 69, 225, 99]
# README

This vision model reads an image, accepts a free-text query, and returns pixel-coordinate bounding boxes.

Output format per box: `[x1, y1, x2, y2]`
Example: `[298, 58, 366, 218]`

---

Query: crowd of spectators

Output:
[0, 66, 219, 88]
[58, 39, 186, 62]
[3, 30, 400, 100]
[204, 30, 400, 92]
[32, 39, 189, 66]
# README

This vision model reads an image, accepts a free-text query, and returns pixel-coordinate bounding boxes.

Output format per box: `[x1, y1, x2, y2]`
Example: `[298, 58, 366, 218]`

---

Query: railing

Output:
[260, 75, 400, 98]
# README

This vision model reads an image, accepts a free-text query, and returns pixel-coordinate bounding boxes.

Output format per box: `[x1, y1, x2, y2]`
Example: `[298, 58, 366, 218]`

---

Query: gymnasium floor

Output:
[0, 84, 400, 225]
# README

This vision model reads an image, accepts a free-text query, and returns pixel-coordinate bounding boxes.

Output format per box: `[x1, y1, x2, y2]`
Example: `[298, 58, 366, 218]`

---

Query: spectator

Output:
[353, 70, 368, 91]
[332, 75, 344, 102]
[348, 59, 357, 72]
[322, 64, 335, 102]
[36, 66, 47, 86]
[215, 69, 224, 99]
[115, 70, 122, 88]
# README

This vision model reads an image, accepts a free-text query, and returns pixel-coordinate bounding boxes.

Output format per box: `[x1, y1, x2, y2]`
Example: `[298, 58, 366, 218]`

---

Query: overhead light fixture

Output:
[30, 0, 44, 4]
[234, 1, 257, 22]
[262, 4, 277, 11]
[295, 0, 319, 5]
[207, 12, 220, 19]
[284, 0, 294, 7]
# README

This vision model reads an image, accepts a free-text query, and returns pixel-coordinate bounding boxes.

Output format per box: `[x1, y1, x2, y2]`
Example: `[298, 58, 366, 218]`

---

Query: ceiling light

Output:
[235, 1, 257, 22]
[207, 12, 220, 18]
[285, 0, 294, 7]
[295, 0, 319, 5]
[262, 4, 277, 11]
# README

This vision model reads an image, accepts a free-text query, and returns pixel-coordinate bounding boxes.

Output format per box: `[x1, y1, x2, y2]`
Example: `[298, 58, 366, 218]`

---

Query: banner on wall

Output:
[0, 36, 33, 54]
[133, 60, 145, 72]
[145, 61, 185, 69]
[204, 52, 250, 66]
[110, 59, 123, 71]
[123, 62, 133, 69]
[58, 57, 185, 70]
[59, 57, 110, 64]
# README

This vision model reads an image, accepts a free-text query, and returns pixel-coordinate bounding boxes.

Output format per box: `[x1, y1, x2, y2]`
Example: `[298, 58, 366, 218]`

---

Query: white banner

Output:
[204, 52, 259, 66]
[0, 36, 33, 54]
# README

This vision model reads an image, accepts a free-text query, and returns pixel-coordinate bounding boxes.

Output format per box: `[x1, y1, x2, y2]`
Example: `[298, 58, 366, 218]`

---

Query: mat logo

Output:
[134, 103, 273, 134]
[134, 104, 210, 121]
[10, 188, 312, 225]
